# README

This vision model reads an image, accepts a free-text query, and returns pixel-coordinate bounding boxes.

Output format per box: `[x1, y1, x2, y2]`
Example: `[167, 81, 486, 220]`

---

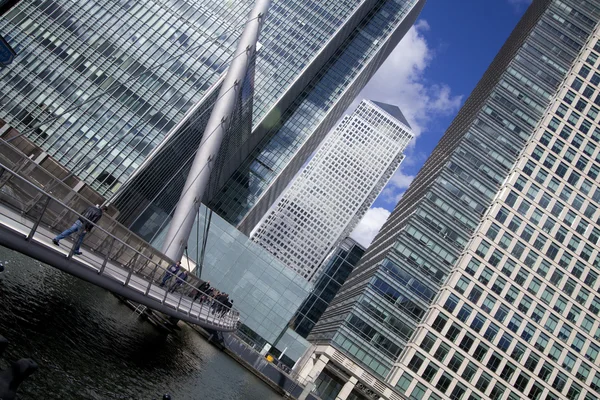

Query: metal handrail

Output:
[0, 154, 240, 329]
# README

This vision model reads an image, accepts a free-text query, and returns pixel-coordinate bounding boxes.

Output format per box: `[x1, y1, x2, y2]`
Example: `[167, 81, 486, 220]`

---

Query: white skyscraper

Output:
[251, 100, 413, 282]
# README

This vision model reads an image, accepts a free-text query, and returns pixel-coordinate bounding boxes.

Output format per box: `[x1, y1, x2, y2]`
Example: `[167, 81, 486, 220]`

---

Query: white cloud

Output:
[390, 169, 415, 190]
[345, 19, 462, 210]
[350, 207, 391, 248]
[351, 19, 463, 136]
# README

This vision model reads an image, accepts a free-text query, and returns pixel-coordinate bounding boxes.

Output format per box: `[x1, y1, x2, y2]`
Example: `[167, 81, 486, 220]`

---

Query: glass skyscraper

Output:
[209, 0, 426, 235]
[0, 0, 423, 208]
[0, 0, 255, 194]
[251, 100, 413, 282]
[290, 237, 365, 339]
[294, 1, 600, 400]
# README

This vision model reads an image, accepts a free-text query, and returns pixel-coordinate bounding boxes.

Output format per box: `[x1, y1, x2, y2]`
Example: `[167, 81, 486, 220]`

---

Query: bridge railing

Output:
[0, 140, 240, 330]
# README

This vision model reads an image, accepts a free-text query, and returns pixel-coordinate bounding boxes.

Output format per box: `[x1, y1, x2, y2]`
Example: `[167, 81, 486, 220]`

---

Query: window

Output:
[563, 352, 577, 372]
[511, 342, 526, 362]
[524, 352, 539, 372]
[457, 304, 473, 322]
[449, 383, 466, 400]
[491, 277, 506, 295]
[448, 353, 464, 372]
[531, 304, 545, 323]
[508, 314, 522, 333]
[459, 333, 475, 352]
[514, 372, 530, 393]
[462, 362, 477, 382]
[435, 373, 452, 393]
[432, 313, 448, 332]
[476, 241, 491, 258]
[501, 258, 516, 278]
[545, 315, 559, 334]
[586, 342, 599, 362]
[455, 277, 470, 294]
[444, 294, 460, 312]
[552, 372, 568, 392]
[433, 343, 450, 362]
[508, 216, 523, 232]
[482, 295, 497, 313]
[567, 306, 581, 324]
[528, 383, 544, 400]
[395, 373, 412, 392]
[558, 324, 572, 342]
[489, 383, 505, 400]
[539, 362, 553, 382]
[521, 323, 536, 343]
[475, 372, 491, 393]
[528, 277, 542, 295]
[410, 383, 427, 400]
[537, 259, 551, 277]
[497, 333, 512, 352]
[518, 295, 532, 313]
[408, 353, 425, 372]
[533, 233, 547, 250]
[548, 342, 563, 361]
[540, 286, 555, 304]
[484, 323, 499, 342]
[468, 285, 483, 303]
[576, 362, 590, 383]
[446, 323, 462, 342]
[473, 343, 488, 362]
[420, 333, 437, 353]
[496, 207, 510, 223]
[511, 242, 525, 259]
[470, 313, 485, 333]
[515, 268, 529, 286]
[489, 250, 503, 267]
[500, 362, 516, 382]
[422, 363, 439, 382]
[535, 333, 549, 352]
[487, 352, 502, 372]
[567, 382, 583, 400]
[486, 223, 501, 240]
[479, 268, 493, 285]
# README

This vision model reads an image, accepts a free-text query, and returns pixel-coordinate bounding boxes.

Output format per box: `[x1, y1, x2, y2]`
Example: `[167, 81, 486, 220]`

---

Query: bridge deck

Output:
[0, 144, 239, 332]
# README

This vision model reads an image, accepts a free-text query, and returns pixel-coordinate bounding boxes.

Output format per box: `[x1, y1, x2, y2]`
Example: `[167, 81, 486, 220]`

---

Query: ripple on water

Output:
[0, 247, 282, 400]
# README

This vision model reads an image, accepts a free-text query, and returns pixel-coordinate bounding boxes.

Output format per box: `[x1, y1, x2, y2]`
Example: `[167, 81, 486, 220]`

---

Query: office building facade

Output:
[0, 0, 256, 194]
[209, 0, 426, 235]
[0, 0, 421, 205]
[290, 237, 365, 339]
[295, 1, 600, 400]
[252, 100, 413, 281]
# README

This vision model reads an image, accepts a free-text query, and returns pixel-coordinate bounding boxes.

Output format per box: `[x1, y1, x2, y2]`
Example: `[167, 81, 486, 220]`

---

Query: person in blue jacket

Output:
[160, 261, 181, 287]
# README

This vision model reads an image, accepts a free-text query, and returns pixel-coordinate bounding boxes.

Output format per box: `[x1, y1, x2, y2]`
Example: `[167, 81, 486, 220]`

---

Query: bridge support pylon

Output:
[161, 0, 271, 262]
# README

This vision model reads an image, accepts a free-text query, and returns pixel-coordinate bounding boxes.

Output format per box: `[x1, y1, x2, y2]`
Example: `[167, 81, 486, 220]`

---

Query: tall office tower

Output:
[290, 237, 365, 339]
[0, 0, 422, 206]
[252, 100, 413, 282]
[296, 2, 600, 400]
[0, 0, 255, 194]
[208, 0, 426, 235]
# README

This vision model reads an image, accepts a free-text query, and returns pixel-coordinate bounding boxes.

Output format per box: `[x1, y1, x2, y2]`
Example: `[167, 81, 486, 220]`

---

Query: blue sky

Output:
[350, 0, 531, 247]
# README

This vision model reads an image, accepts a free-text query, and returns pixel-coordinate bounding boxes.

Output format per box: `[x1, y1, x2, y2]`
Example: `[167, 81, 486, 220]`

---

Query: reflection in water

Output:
[0, 247, 281, 400]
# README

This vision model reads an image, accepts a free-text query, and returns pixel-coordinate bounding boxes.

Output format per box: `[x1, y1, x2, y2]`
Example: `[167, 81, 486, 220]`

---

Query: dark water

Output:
[0, 246, 282, 400]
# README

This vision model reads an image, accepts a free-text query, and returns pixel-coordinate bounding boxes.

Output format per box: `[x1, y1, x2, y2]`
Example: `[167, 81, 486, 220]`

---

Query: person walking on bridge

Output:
[159, 261, 181, 287]
[193, 280, 210, 301]
[53, 205, 107, 255]
[169, 269, 188, 293]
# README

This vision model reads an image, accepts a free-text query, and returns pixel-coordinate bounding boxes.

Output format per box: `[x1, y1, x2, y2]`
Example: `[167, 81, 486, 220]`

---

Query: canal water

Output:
[0, 246, 282, 400]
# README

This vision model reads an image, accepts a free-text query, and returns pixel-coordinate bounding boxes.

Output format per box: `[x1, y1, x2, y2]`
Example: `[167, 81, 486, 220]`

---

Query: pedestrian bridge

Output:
[0, 140, 239, 332]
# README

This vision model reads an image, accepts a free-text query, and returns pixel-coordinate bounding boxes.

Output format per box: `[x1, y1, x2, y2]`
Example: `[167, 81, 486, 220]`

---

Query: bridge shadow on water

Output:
[0, 247, 283, 400]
